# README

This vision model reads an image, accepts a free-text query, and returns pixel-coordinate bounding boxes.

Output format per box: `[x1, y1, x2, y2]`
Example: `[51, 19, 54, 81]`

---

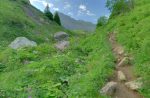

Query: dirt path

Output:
[108, 33, 143, 98]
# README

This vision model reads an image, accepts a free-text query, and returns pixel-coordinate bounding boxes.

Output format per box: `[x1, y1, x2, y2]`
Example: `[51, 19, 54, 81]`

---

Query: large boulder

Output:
[125, 78, 143, 90]
[55, 41, 69, 51]
[54, 32, 69, 41]
[9, 37, 37, 49]
[100, 81, 117, 96]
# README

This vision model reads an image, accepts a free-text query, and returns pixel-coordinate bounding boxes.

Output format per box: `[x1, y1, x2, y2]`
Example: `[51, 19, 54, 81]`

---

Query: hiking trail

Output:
[108, 32, 144, 98]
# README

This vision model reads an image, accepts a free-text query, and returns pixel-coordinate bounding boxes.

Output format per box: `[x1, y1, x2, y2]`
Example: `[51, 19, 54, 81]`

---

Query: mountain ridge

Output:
[58, 12, 96, 31]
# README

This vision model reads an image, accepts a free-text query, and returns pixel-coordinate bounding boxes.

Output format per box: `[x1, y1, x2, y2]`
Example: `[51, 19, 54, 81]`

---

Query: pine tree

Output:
[44, 4, 53, 21]
[53, 12, 61, 26]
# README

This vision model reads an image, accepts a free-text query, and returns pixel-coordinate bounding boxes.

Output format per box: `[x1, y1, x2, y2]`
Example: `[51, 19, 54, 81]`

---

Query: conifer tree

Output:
[53, 12, 61, 26]
[44, 4, 53, 21]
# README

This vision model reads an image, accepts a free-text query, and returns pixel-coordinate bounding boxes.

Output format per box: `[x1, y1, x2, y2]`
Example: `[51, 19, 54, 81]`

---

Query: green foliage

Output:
[97, 16, 108, 27]
[106, 0, 134, 16]
[1, 0, 149, 98]
[54, 12, 61, 26]
[66, 28, 114, 98]
[103, 0, 150, 97]
[0, 30, 114, 98]
[0, 0, 64, 47]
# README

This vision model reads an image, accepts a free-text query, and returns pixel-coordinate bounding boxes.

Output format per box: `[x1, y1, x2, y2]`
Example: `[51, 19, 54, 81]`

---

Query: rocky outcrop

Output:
[54, 32, 69, 41]
[118, 71, 126, 81]
[125, 78, 143, 90]
[100, 82, 117, 96]
[9, 37, 37, 49]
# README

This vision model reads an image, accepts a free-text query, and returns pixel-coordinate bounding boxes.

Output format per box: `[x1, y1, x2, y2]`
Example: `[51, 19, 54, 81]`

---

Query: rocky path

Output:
[100, 33, 144, 98]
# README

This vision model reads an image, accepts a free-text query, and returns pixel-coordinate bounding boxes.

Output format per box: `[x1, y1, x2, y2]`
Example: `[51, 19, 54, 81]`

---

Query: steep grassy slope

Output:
[66, 28, 114, 98]
[0, 0, 64, 49]
[0, 1, 114, 98]
[97, 0, 150, 97]
[0, 0, 149, 98]
[0, 27, 114, 98]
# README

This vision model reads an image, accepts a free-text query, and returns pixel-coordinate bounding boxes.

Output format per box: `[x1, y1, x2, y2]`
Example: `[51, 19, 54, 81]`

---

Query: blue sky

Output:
[29, 0, 110, 24]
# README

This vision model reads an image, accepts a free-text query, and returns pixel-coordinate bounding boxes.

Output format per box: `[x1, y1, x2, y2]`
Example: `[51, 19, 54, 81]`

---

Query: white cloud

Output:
[78, 4, 95, 16]
[79, 5, 87, 11]
[30, 0, 61, 12]
[86, 10, 95, 16]
[53, 7, 59, 11]
[64, 2, 71, 9]
[67, 12, 73, 16]
[29, 0, 53, 8]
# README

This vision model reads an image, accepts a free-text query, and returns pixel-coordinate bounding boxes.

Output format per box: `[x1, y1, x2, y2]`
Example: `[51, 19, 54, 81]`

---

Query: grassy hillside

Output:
[0, 0, 114, 98]
[96, 0, 150, 97]
[0, 0, 64, 48]
[0, 0, 149, 98]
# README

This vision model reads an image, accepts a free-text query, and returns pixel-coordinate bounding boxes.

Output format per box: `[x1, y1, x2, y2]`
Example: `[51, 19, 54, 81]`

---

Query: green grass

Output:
[0, 1, 114, 96]
[66, 29, 115, 97]
[0, 0, 65, 48]
[0, 29, 115, 97]
[96, 0, 150, 97]
[0, 0, 149, 97]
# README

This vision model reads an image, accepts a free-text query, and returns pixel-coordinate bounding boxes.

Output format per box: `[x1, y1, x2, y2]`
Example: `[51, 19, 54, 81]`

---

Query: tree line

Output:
[97, 0, 135, 27]
[44, 4, 61, 26]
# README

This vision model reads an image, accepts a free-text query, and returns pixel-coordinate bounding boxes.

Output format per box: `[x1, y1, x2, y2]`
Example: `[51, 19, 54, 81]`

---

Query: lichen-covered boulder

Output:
[54, 32, 69, 41]
[125, 78, 143, 90]
[100, 81, 117, 96]
[9, 37, 37, 49]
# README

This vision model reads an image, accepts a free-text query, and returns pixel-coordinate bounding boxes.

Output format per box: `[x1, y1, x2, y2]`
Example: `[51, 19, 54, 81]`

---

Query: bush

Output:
[97, 16, 108, 27]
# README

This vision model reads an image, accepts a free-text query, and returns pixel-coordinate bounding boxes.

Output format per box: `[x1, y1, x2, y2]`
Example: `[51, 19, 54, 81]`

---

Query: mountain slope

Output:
[59, 12, 96, 31]
[0, 0, 149, 98]
[0, 1, 113, 98]
[95, 0, 150, 97]
[66, 0, 150, 97]
[0, 0, 64, 48]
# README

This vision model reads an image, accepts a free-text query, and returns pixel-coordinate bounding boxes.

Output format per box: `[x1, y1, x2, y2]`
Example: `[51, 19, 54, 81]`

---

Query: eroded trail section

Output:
[108, 33, 143, 98]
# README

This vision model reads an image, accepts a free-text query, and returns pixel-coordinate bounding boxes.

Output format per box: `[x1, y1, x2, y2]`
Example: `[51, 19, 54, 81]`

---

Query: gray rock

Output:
[9, 37, 37, 49]
[125, 78, 143, 90]
[54, 32, 69, 41]
[118, 71, 126, 81]
[55, 41, 69, 51]
[100, 81, 117, 96]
